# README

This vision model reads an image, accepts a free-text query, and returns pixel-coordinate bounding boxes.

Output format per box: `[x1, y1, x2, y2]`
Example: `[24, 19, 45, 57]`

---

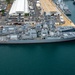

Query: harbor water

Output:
[0, 1, 75, 75]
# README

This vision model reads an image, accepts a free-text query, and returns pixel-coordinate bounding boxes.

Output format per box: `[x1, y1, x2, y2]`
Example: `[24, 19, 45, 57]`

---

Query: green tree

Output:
[6, 0, 10, 4]
[24, 13, 29, 17]
[1, 10, 5, 15]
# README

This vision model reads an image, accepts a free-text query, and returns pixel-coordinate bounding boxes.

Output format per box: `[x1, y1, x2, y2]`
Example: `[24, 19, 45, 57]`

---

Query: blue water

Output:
[65, 0, 75, 23]
[0, 1, 75, 75]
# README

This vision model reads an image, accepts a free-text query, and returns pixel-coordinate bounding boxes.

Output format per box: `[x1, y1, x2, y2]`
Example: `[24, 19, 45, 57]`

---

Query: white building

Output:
[9, 0, 29, 16]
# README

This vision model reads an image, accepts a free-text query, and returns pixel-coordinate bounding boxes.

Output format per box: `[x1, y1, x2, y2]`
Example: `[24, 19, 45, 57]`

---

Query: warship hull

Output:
[0, 37, 75, 44]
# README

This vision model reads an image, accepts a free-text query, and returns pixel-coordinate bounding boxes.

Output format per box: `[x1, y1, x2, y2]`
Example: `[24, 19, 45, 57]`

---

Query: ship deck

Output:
[40, 0, 75, 27]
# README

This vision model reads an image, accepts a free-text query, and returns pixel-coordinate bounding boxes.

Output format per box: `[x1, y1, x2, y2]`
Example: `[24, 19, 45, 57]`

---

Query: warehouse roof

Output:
[9, 0, 29, 15]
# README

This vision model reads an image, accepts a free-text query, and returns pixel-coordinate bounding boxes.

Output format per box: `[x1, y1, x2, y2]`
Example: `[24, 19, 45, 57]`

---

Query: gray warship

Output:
[0, 0, 75, 44]
[55, 0, 71, 16]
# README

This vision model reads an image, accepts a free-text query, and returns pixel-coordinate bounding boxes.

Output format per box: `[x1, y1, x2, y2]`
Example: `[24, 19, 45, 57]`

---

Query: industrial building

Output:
[9, 0, 29, 16]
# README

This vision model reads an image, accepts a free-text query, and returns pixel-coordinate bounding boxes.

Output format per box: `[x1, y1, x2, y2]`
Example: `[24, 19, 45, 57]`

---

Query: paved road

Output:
[29, 0, 42, 22]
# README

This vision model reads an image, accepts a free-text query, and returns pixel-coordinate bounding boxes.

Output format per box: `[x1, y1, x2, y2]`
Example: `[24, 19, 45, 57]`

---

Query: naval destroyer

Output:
[0, 0, 75, 44]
